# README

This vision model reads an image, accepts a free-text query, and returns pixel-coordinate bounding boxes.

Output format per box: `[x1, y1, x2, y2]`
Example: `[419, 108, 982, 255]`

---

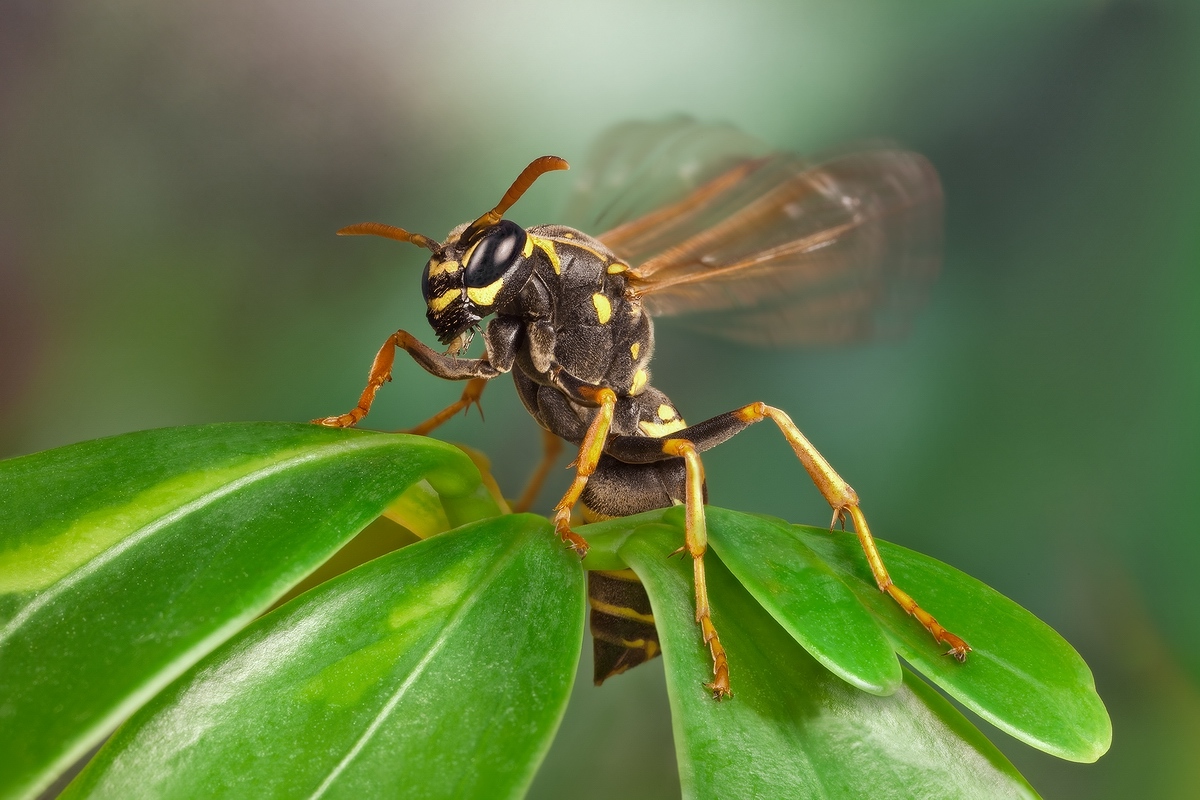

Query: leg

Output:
[737, 402, 970, 660]
[314, 329, 501, 428]
[661, 438, 731, 699]
[404, 378, 489, 436]
[604, 403, 970, 660]
[552, 386, 617, 557]
[512, 427, 563, 513]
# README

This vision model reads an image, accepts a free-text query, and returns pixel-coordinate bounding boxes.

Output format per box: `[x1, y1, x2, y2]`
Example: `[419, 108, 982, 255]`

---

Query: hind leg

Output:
[660, 438, 731, 699]
[605, 402, 970, 661]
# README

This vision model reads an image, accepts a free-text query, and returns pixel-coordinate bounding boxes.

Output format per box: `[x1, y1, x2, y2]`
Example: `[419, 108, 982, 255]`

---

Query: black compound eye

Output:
[464, 220, 526, 288]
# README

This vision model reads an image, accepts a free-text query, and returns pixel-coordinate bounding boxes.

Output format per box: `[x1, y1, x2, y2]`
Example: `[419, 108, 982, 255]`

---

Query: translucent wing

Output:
[561, 117, 771, 235]
[564, 119, 942, 347]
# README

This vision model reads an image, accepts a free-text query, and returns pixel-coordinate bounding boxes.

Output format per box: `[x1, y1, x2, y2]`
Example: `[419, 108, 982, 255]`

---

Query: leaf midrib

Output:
[0, 435, 409, 650]
[306, 525, 532, 799]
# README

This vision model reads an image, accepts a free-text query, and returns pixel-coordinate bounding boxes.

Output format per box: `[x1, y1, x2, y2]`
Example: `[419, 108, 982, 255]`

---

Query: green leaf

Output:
[63, 513, 585, 800]
[620, 524, 1040, 800]
[578, 507, 670, 571]
[0, 422, 497, 800]
[792, 523, 1112, 763]
[704, 507, 902, 696]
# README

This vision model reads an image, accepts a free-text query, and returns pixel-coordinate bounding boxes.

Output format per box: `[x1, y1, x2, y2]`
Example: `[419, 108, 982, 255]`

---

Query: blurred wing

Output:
[564, 119, 942, 347]
[561, 117, 771, 235]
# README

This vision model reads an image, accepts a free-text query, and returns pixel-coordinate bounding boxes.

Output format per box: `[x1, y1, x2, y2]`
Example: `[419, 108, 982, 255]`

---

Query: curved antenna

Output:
[337, 222, 439, 252]
[466, 155, 569, 236]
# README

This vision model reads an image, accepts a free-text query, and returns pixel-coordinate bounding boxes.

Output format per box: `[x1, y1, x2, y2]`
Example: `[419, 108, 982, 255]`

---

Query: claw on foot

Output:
[312, 412, 360, 428]
[463, 388, 486, 422]
[559, 527, 589, 558]
[828, 506, 848, 532]
[705, 678, 732, 701]
[941, 632, 972, 662]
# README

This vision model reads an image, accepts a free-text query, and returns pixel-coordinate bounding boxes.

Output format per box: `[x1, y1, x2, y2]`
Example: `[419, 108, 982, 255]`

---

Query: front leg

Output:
[314, 329, 503, 428]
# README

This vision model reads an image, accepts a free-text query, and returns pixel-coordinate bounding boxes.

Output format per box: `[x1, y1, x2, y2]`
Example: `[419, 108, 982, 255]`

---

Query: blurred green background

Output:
[3, 1, 1198, 797]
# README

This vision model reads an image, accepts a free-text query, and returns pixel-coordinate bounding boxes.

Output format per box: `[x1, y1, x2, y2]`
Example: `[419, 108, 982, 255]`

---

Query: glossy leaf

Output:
[704, 506, 901, 696]
[578, 508, 670, 571]
[0, 422, 497, 800]
[791, 523, 1112, 762]
[621, 524, 1039, 800]
[63, 513, 585, 800]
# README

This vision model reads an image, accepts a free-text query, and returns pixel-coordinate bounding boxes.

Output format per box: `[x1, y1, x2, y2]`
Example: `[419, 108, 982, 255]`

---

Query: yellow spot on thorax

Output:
[630, 368, 648, 395]
[592, 293, 612, 324]
[630, 342, 640, 359]
[557, 237, 607, 262]
[529, 235, 561, 274]
[521, 235, 534, 257]
[607, 262, 629, 274]
[657, 404, 675, 421]
[466, 278, 504, 306]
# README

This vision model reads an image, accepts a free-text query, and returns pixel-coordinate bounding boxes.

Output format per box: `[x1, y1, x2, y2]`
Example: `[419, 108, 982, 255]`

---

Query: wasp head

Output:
[336, 155, 568, 351]
[420, 219, 535, 346]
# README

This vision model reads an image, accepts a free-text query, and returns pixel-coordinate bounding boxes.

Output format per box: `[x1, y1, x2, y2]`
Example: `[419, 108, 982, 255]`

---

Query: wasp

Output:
[316, 119, 968, 699]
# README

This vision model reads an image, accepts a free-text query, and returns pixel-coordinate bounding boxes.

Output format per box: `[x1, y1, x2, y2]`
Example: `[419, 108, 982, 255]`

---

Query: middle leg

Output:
[551, 385, 618, 557]
[404, 378, 489, 436]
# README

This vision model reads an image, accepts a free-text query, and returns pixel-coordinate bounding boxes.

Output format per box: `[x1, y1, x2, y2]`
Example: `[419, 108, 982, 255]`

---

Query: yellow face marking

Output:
[657, 404, 675, 421]
[461, 239, 482, 270]
[630, 342, 640, 360]
[428, 289, 460, 313]
[466, 278, 504, 306]
[427, 259, 460, 277]
[522, 235, 534, 258]
[639, 418, 687, 437]
[592, 293, 612, 324]
[529, 235, 561, 274]
[630, 368, 648, 395]
[607, 262, 629, 274]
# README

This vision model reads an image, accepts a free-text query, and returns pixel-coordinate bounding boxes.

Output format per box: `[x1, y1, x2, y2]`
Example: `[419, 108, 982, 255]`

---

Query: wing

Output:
[561, 117, 771, 235]
[564, 119, 942, 347]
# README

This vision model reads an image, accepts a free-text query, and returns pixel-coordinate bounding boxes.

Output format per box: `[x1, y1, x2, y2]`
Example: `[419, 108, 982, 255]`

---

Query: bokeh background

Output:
[3, 1, 1199, 797]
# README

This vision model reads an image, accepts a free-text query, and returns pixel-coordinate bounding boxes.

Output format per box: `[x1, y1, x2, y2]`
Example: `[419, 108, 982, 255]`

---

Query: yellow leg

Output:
[513, 427, 564, 513]
[663, 438, 732, 699]
[552, 388, 617, 557]
[736, 403, 970, 660]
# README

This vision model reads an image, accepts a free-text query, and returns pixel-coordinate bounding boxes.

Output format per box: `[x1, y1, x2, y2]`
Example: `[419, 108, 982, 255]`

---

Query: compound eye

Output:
[464, 220, 526, 288]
